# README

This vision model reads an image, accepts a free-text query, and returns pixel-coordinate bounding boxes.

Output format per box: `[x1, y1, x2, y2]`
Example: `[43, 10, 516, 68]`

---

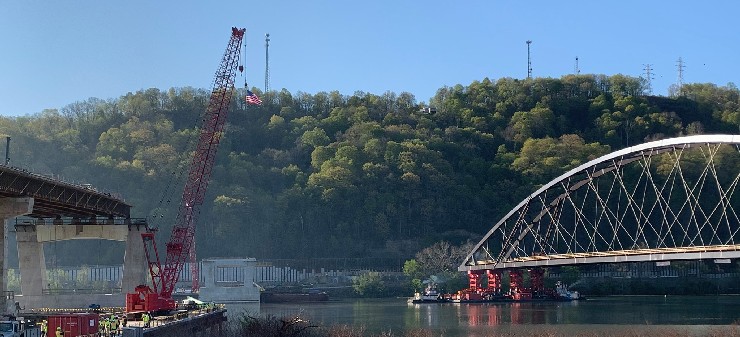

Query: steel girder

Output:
[0, 165, 130, 218]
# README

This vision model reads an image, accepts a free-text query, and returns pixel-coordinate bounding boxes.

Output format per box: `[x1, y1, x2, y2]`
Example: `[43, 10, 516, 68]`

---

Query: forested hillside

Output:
[2, 74, 738, 266]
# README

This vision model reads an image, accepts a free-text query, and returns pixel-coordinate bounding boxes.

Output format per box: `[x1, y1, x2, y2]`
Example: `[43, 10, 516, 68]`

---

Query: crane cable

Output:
[160, 31, 246, 233]
[152, 88, 215, 231]
[240, 31, 248, 109]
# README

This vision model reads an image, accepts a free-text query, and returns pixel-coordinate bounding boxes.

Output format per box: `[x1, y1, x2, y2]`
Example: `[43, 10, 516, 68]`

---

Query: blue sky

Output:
[1, 1, 738, 117]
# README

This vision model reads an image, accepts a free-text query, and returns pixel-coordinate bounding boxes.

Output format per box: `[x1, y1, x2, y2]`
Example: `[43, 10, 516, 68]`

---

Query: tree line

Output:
[2, 74, 739, 267]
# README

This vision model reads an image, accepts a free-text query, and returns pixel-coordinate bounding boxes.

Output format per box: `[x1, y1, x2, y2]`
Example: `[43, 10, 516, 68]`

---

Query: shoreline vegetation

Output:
[6, 75, 740, 268]
[225, 314, 740, 337]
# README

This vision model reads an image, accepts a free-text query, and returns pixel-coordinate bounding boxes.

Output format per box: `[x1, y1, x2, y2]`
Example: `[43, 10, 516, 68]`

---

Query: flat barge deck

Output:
[19, 304, 227, 337]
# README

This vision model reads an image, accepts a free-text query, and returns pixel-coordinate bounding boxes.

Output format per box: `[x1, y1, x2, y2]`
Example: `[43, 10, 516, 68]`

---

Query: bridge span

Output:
[0, 165, 148, 311]
[0, 164, 130, 219]
[460, 135, 740, 272]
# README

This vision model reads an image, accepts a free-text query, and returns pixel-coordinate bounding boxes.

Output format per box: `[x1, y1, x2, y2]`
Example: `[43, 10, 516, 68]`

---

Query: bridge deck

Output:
[0, 165, 130, 218]
[461, 245, 740, 271]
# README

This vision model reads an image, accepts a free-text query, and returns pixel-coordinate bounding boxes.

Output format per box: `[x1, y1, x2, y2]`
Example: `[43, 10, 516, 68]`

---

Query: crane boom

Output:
[127, 27, 246, 313]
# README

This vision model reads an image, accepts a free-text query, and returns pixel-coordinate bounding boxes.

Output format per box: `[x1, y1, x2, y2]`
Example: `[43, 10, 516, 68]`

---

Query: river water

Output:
[226, 296, 740, 336]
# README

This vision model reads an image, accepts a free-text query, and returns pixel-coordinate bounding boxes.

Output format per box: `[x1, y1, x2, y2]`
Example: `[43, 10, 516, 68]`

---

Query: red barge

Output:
[411, 269, 582, 304]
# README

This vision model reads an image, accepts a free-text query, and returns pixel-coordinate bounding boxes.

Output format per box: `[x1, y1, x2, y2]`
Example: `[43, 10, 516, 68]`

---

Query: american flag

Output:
[245, 90, 262, 105]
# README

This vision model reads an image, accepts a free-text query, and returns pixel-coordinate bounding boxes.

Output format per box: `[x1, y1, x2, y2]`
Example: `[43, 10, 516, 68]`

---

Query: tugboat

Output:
[410, 283, 449, 304]
[554, 281, 582, 300]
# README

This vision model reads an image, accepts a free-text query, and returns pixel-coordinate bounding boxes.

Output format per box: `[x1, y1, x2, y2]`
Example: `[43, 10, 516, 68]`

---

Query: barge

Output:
[260, 287, 329, 303]
[411, 281, 583, 304]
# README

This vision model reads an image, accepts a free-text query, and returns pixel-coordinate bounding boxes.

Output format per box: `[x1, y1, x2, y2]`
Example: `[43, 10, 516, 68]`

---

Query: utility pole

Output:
[643, 64, 654, 95]
[526, 40, 532, 79]
[4, 136, 9, 165]
[264, 33, 270, 93]
[574, 56, 580, 75]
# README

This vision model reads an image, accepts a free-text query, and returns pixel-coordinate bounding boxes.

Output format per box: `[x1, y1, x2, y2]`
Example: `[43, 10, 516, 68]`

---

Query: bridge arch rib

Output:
[460, 134, 740, 272]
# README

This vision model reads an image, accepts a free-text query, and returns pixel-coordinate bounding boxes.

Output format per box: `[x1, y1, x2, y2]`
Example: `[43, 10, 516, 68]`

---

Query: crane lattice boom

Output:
[127, 27, 245, 313]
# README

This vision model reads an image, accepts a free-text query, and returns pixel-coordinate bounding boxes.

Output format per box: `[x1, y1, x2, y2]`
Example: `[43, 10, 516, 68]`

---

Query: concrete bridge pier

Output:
[122, 222, 148, 293]
[13, 221, 148, 309]
[16, 223, 46, 301]
[0, 197, 34, 313]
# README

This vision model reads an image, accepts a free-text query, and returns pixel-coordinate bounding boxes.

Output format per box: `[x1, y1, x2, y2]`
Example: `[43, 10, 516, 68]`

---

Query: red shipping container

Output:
[47, 313, 99, 337]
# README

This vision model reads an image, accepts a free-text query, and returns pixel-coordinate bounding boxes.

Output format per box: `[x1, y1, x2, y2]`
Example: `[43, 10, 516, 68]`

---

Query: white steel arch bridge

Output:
[459, 134, 740, 273]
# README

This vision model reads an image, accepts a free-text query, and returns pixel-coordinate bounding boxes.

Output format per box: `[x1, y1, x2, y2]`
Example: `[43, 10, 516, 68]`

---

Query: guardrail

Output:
[42, 288, 122, 295]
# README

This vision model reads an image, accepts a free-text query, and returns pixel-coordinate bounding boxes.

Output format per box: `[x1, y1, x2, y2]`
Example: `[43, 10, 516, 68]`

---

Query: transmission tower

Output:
[264, 33, 270, 93]
[526, 40, 532, 79]
[676, 57, 685, 93]
[574, 56, 580, 75]
[643, 64, 654, 95]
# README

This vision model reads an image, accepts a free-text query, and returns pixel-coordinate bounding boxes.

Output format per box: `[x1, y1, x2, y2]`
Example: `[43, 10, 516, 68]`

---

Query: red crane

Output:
[126, 27, 246, 313]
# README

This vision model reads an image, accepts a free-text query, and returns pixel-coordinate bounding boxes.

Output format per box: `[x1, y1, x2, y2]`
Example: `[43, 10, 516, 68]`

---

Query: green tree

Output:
[512, 135, 609, 184]
[353, 272, 385, 297]
[403, 259, 423, 280]
[509, 104, 555, 144]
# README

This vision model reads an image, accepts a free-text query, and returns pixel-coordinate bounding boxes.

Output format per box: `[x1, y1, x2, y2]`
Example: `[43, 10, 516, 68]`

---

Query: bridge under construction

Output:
[457, 134, 740, 301]
[0, 164, 149, 311]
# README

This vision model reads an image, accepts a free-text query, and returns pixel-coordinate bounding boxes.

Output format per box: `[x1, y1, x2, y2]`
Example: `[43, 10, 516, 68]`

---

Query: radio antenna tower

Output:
[643, 64, 654, 95]
[574, 56, 580, 75]
[676, 57, 685, 93]
[264, 33, 270, 93]
[526, 40, 532, 79]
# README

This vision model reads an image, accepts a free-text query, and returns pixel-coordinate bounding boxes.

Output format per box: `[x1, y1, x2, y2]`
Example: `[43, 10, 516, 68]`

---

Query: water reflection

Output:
[410, 301, 579, 326]
[224, 302, 260, 319]
[227, 297, 740, 336]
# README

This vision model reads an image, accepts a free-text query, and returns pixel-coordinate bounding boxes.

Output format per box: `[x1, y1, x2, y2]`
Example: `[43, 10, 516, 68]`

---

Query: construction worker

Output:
[117, 316, 124, 336]
[142, 312, 150, 328]
[102, 317, 110, 336]
[98, 319, 105, 336]
[40, 320, 47, 337]
[55, 326, 64, 337]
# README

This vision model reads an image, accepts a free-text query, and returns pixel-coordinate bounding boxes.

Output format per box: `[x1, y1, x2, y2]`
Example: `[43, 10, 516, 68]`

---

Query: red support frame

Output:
[468, 270, 483, 292]
[486, 270, 501, 294]
[530, 268, 545, 295]
[509, 270, 523, 294]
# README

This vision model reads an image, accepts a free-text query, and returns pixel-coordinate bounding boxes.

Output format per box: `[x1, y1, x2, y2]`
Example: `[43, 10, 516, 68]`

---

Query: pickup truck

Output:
[0, 319, 41, 337]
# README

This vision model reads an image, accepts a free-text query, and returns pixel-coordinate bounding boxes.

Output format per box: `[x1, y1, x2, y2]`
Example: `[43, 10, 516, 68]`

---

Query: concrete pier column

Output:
[16, 225, 46, 298]
[199, 258, 259, 303]
[0, 197, 33, 312]
[122, 223, 148, 293]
